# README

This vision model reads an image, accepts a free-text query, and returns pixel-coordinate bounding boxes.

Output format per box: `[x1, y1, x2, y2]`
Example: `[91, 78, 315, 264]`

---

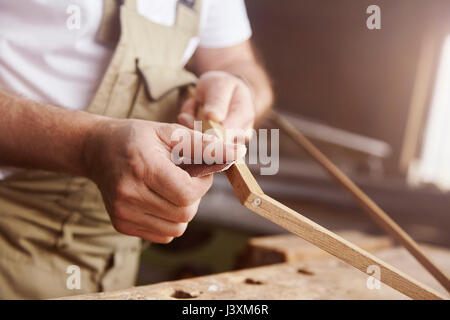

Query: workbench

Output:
[62, 232, 450, 300]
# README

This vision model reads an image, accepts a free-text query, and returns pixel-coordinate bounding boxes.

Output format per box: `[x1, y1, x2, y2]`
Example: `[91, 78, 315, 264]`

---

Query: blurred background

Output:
[138, 0, 450, 284]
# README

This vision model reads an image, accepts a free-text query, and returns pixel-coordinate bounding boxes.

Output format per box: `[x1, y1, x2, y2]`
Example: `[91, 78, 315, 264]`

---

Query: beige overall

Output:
[0, 0, 201, 299]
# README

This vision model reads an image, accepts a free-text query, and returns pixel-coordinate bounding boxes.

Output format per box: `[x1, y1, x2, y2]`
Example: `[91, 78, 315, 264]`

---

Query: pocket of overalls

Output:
[105, 72, 140, 119]
[127, 64, 197, 123]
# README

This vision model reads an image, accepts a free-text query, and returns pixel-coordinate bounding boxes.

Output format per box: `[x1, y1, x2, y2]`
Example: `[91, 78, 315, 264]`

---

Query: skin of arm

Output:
[0, 90, 246, 243]
[179, 40, 274, 137]
[0, 41, 271, 244]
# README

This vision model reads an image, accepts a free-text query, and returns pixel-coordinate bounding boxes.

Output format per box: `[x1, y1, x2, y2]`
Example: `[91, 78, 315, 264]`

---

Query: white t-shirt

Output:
[0, 0, 252, 110]
[0, 0, 252, 178]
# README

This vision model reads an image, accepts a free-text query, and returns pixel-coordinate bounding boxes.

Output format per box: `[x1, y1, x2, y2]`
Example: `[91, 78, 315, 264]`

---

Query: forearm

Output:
[0, 90, 103, 176]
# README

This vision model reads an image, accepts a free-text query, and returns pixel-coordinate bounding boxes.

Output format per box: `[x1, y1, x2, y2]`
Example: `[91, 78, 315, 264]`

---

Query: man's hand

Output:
[0, 91, 246, 244]
[183, 40, 273, 136]
[178, 71, 255, 140]
[83, 119, 246, 243]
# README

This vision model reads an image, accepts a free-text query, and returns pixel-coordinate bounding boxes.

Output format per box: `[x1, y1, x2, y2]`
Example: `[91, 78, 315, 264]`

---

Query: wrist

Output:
[80, 114, 112, 181]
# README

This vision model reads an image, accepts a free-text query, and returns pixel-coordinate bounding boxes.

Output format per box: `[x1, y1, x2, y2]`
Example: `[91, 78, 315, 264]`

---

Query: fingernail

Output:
[178, 113, 195, 127]
[204, 106, 223, 122]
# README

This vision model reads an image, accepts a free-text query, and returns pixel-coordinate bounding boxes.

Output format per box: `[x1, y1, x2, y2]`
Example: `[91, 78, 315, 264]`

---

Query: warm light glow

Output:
[411, 35, 450, 190]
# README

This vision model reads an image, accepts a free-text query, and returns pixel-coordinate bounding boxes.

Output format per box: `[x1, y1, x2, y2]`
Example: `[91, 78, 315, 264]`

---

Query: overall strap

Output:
[123, 0, 137, 11]
[175, 0, 203, 33]
[97, 0, 137, 45]
[179, 0, 202, 11]
[97, 0, 122, 44]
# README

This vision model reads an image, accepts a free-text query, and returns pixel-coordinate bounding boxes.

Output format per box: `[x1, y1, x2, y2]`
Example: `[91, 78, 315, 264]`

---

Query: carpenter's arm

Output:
[0, 90, 244, 243]
[0, 90, 101, 176]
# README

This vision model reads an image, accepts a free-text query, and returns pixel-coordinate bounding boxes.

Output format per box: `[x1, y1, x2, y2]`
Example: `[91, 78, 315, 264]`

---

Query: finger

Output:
[222, 84, 255, 136]
[133, 184, 201, 223]
[180, 97, 198, 116]
[180, 163, 233, 177]
[198, 77, 237, 122]
[157, 124, 247, 165]
[146, 154, 213, 206]
[119, 212, 188, 238]
[178, 98, 197, 129]
[152, 125, 248, 206]
[225, 119, 254, 143]
[111, 219, 175, 244]
[135, 231, 174, 244]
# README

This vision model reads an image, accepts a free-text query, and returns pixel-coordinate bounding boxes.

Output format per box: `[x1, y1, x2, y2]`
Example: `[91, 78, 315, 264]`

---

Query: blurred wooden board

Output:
[235, 231, 393, 269]
[62, 244, 450, 300]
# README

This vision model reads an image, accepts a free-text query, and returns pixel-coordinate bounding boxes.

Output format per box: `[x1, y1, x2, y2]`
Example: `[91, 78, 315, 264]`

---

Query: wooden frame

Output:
[270, 111, 450, 294]
[202, 119, 447, 300]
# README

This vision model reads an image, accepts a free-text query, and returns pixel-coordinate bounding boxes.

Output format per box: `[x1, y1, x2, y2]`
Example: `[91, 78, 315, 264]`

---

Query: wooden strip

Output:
[244, 193, 446, 300]
[236, 231, 393, 269]
[269, 110, 450, 293]
[276, 111, 391, 158]
[202, 119, 264, 201]
[200, 119, 446, 300]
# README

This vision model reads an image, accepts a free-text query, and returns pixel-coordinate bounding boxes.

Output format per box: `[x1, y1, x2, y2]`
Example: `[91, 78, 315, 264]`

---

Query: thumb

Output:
[156, 124, 247, 165]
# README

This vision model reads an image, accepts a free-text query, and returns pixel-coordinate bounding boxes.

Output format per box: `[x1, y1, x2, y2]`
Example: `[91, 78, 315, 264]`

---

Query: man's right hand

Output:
[83, 119, 246, 244]
[0, 91, 245, 243]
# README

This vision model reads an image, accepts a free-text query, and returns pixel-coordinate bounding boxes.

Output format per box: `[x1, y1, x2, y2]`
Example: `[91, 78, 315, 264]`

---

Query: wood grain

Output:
[201, 118, 446, 300]
[269, 110, 450, 293]
[246, 193, 445, 300]
[236, 231, 393, 269]
[62, 245, 450, 300]
[202, 119, 264, 200]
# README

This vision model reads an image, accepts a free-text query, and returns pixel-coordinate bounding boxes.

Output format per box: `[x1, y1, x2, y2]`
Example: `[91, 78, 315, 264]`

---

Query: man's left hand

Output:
[178, 71, 255, 140]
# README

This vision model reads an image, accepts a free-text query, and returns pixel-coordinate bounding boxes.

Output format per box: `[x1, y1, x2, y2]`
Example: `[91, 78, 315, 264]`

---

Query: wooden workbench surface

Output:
[64, 243, 450, 300]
